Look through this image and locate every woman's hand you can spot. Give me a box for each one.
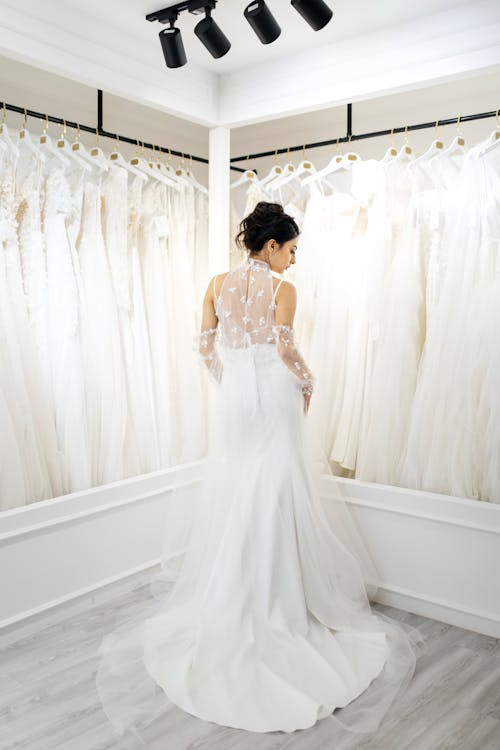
[303,392,311,415]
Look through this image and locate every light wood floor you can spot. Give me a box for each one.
[2,572,499,750]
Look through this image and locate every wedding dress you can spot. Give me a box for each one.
[77,177,128,486]
[96,254,423,740]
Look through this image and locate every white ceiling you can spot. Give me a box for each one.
[1,0,497,126]
[60,0,475,73]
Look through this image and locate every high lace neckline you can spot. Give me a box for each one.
[247,256,270,270]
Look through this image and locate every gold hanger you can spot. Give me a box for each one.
[434,120,444,149]
[302,143,312,170]
[57,119,67,147]
[129,138,140,165]
[456,116,465,147]
[72,122,81,151]
[403,125,412,154]
[40,113,49,144]
[389,127,397,156]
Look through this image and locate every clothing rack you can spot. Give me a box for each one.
[230,103,500,164]
[0,89,232,169]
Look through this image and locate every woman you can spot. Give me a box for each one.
[96,202,423,740]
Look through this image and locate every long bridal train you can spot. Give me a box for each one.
[95,256,424,739]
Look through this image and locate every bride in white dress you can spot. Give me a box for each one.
[96,202,423,742]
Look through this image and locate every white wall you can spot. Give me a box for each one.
[230,70,500,178]
[1,469,499,638]
[0,55,210,184]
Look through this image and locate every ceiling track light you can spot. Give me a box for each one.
[194,7,231,59]
[147,0,334,69]
[244,1,281,45]
[146,0,230,68]
[159,19,187,69]
[290,0,333,31]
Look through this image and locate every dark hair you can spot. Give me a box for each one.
[235,201,299,251]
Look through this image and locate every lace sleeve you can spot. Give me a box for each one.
[193,326,223,384]
[272,324,315,396]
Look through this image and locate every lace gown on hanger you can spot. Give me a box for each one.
[95,255,423,739]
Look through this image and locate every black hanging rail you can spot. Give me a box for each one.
[230,103,500,163]
[0,89,252,171]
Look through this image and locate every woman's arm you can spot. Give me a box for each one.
[273,281,315,407]
[194,276,223,384]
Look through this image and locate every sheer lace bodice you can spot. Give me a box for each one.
[195,255,314,395]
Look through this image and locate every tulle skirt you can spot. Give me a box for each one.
[95,344,424,741]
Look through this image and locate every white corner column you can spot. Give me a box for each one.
[208,126,231,275]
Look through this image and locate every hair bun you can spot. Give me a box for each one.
[235,201,299,252]
[252,201,284,221]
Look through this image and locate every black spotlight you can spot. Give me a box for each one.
[291,0,333,31]
[159,23,187,68]
[244,0,281,45]
[194,8,231,59]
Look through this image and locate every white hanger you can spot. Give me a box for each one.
[302,137,360,187]
[159,149,186,186]
[38,114,70,166]
[281,155,316,187]
[71,124,108,172]
[172,152,202,188]
[394,126,414,163]
[230,169,259,189]
[301,138,342,186]
[56,120,92,171]
[479,132,500,157]
[301,155,342,186]
[130,140,175,186]
[0,102,20,157]
[268,159,296,191]
[259,151,283,187]
[433,117,466,160]
[408,122,445,169]
[156,148,184,187]
[381,130,398,163]
[182,154,208,194]
[88,129,112,171]
[409,140,445,168]
[267,148,295,190]
[382,146,398,163]
[438,134,466,159]
[477,111,500,157]
[17,109,46,162]
[170,162,195,188]
[148,145,182,190]
[108,137,147,180]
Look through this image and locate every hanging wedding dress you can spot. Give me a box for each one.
[398,145,500,501]
[17,147,63,500]
[102,164,141,480]
[96,254,423,740]
[474,145,500,502]
[0,149,53,505]
[166,183,205,464]
[126,174,161,475]
[43,166,91,494]
[355,159,426,485]
[140,181,176,467]
[77,176,128,486]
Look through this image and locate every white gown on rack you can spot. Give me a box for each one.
[1,150,53,505]
[140,181,176,467]
[96,255,423,739]
[43,167,91,495]
[77,177,128,486]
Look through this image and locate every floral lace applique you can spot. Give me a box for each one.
[271,324,315,396]
[193,326,223,384]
